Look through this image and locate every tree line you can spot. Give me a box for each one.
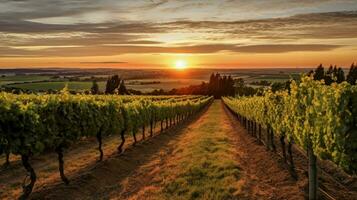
[91,75,129,95]
[309,63,357,85]
[146,73,237,98]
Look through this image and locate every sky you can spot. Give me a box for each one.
[0,0,357,69]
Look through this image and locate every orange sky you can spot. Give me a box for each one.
[0,0,357,69]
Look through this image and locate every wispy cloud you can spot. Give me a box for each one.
[79,61,128,64]
[0,44,343,57]
[0,0,356,67]
[165,11,357,40]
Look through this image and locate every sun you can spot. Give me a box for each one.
[174,60,187,70]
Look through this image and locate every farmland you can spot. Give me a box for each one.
[0,68,310,93]
[4,79,205,92]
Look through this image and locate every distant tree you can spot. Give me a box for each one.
[105,75,121,94]
[336,67,345,83]
[313,64,325,80]
[312,64,347,84]
[227,76,235,96]
[324,65,334,85]
[346,63,357,85]
[207,73,235,98]
[118,80,129,95]
[91,80,99,94]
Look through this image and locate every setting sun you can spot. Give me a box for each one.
[174,60,187,70]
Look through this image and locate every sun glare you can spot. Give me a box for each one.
[174,60,187,70]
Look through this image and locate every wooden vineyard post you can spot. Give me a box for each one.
[308,140,317,200]
[96,131,104,161]
[266,125,271,150]
[254,122,258,138]
[258,124,262,142]
[270,128,276,151]
[161,120,163,132]
[150,120,153,137]
[142,126,145,140]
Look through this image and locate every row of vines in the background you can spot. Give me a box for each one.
[0,92,212,199]
[223,76,357,200]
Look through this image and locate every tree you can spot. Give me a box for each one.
[336,67,345,83]
[105,75,121,94]
[347,63,357,85]
[118,80,129,95]
[207,73,235,98]
[91,80,99,94]
[227,76,235,96]
[313,64,325,80]
[324,65,334,85]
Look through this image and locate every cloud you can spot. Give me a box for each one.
[0,0,356,58]
[79,61,128,64]
[0,20,166,34]
[165,11,357,40]
[231,44,342,53]
[0,44,343,57]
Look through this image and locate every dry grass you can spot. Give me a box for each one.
[125,101,242,200]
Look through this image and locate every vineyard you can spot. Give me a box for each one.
[0,92,212,199]
[0,77,356,200]
[223,76,357,199]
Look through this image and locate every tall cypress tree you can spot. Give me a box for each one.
[347,63,357,85]
[105,75,121,94]
[227,75,235,96]
[313,64,325,80]
[91,80,99,94]
[324,65,334,85]
[336,68,345,83]
[118,80,128,95]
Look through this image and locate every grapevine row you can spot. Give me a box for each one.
[223,76,357,200]
[0,93,212,199]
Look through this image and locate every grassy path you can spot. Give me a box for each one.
[26,100,304,199]
[111,100,304,200]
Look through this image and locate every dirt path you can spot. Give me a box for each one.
[3,100,307,199]
[69,100,302,200]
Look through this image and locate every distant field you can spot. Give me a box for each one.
[4,78,205,92]
[0,68,306,92]
[0,75,52,86]
[6,81,98,91]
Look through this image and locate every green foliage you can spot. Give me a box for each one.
[313,64,325,80]
[91,80,99,94]
[223,77,357,173]
[0,93,213,196]
[105,75,121,94]
[118,80,128,95]
[0,94,212,157]
[346,63,357,85]
[208,73,235,98]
